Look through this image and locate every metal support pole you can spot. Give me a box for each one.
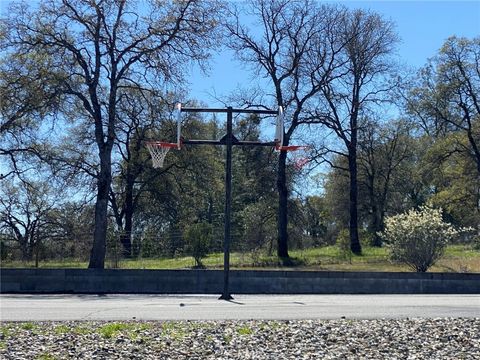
[219,107,233,300]
[180,105,277,301]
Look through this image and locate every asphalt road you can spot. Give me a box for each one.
[1,294,479,321]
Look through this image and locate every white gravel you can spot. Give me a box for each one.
[1,318,479,359]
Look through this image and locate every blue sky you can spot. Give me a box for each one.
[187,1,480,106]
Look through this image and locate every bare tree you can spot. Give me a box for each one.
[0,180,60,263]
[0,42,63,179]
[110,92,178,257]
[225,0,346,260]
[1,0,222,268]
[311,9,399,254]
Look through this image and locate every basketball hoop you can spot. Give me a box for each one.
[276,145,310,170]
[292,150,310,170]
[146,141,178,168]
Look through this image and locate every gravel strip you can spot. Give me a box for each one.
[1,318,479,359]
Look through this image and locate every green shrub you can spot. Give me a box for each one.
[359,229,376,247]
[184,222,213,268]
[380,205,461,272]
[472,235,480,250]
[336,229,352,261]
[336,228,374,260]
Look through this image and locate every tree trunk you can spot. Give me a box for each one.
[366,168,382,246]
[120,208,133,258]
[88,150,112,269]
[35,239,40,268]
[20,236,30,262]
[348,151,362,254]
[276,149,289,259]
[370,208,383,247]
[119,173,134,258]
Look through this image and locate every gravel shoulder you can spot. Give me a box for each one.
[1,318,479,359]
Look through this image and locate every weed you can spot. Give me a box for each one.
[54,325,70,335]
[135,323,153,332]
[20,322,36,331]
[268,321,282,330]
[237,326,253,336]
[0,325,12,339]
[37,353,56,360]
[161,322,187,340]
[223,334,232,344]
[72,326,91,335]
[98,323,134,339]
[127,323,152,343]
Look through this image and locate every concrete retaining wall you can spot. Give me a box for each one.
[1,269,479,294]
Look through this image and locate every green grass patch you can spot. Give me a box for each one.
[237,326,253,336]
[37,353,57,360]
[98,323,137,339]
[160,322,188,340]
[72,325,92,335]
[223,334,232,344]
[2,244,479,272]
[444,244,480,257]
[127,323,153,342]
[0,325,13,339]
[0,260,88,268]
[53,325,70,335]
[20,322,37,331]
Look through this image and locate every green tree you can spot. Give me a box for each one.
[302,196,329,246]
[407,36,480,175]
[420,134,480,229]
[358,119,414,245]
[134,114,225,257]
[406,36,480,233]
[324,121,423,244]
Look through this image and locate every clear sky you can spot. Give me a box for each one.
[187,1,480,106]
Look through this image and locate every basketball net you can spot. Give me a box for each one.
[146,142,177,168]
[290,146,309,170]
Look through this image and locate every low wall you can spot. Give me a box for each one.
[1,269,479,294]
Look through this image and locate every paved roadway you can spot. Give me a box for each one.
[1,294,479,321]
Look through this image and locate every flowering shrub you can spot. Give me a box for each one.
[380,206,460,272]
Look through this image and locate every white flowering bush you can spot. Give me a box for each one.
[380,206,460,272]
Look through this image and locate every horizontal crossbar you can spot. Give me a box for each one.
[182,139,278,147]
[181,107,277,115]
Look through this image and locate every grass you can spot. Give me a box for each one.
[72,325,92,335]
[160,322,188,340]
[237,326,253,336]
[54,325,70,335]
[20,322,37,331]
[0,325,13,339]
[2,244,479,273]
[37,354,57,360]
[98,323,138,339]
